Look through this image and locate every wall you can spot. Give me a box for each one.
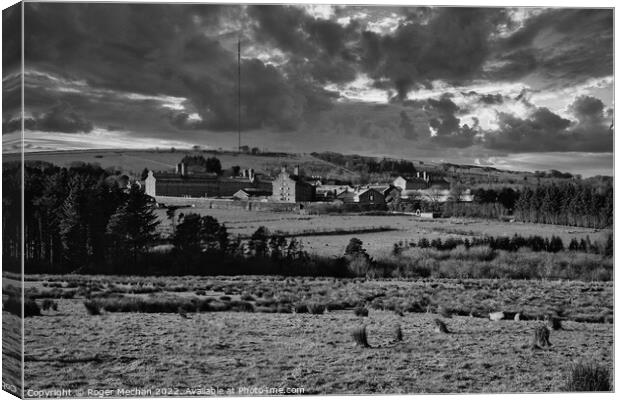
[155,196,302,212]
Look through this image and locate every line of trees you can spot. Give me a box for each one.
[393,233,612,257]
[513,182,612,228]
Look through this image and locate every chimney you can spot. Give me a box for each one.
[294,165,300,176]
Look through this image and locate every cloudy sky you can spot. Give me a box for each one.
[2,4,614,176]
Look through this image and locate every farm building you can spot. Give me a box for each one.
[337,188,386,205]
[144,163,272,198]
[271,166,316,203]
[232,188,272,201]
[315,184,354,201]
[366,185,401,203]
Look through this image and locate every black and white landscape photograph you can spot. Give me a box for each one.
[1,2,615,396]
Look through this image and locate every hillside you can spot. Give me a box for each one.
[3,149,359,181]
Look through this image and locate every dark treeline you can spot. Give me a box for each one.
[513,183,612,228]
[398,183,612,229]
[396,233,612,257]
[4,161,160,274]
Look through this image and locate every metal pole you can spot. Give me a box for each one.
[237,38,241,152]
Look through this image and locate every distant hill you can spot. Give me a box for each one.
[5,148,603,188]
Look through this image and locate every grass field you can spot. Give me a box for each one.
[16,274,612,394]
[155,208,611,258]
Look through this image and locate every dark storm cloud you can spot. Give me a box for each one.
[23,3,335,132]
[2,4,21,72]
[3,103,93,134]
[248,5,358,85]
[361,8,509,100]
[483,96,613,152]
[491,9,613,85]
[403,94,479,148]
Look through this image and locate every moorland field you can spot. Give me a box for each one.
[2,149,614,395]
[3,274,613,394]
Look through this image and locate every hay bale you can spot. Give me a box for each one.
[489,311,505,321]
[514,313,521,321]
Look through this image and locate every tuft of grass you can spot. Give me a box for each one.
[308,303,326,315]
[531,325,551,349]
[352,325,370,348]
[83,300,102,315]
[294,303,309,314]
[434,318,449,333]
[354,306,369,317]
[548,315,563,330]
[565,361,611,392]
[394,325,403,342]
[438,305,452,318]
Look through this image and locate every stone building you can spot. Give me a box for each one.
[271,166,315,203]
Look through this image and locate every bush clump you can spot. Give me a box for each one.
[3,296,41,317]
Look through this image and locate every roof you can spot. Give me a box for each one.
[234,188,272,197]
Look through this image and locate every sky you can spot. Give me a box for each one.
[2,3,614,176]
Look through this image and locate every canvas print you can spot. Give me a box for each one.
[2,2,614,397]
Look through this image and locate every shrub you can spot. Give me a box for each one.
[83,300,102,315]
[565,361,611,391]
[240,293,255,301]
[352,325,370,347]
[354,306,369,317]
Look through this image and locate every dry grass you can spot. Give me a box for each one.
[22,303,613,394]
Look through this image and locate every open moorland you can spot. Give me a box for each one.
[7,274,613,394]
[155,207,611,258]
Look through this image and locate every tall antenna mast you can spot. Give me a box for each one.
[237,37,241,152]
